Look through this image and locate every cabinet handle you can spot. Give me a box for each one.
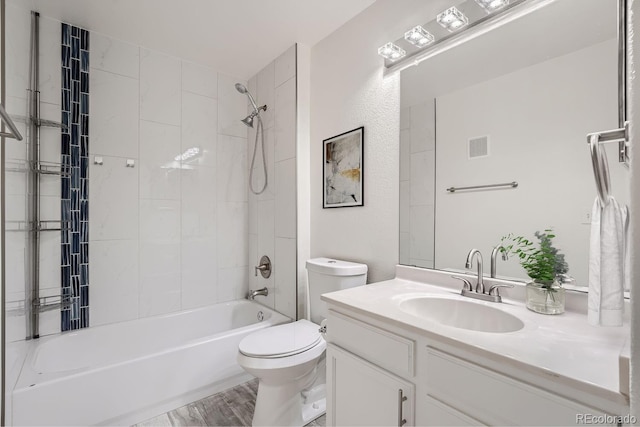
[398,389,407,426]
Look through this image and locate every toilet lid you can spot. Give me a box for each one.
[239,319,322,358]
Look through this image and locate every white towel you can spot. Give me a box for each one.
[588,197,628,326]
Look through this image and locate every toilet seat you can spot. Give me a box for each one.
[239,319,322,358]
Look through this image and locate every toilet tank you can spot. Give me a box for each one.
[306,258,367,324]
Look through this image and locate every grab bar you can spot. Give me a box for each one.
[0,103,24,140]
[587,122,628,206]
[446,181,518,193]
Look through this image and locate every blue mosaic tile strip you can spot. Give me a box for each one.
[61,23,89,331]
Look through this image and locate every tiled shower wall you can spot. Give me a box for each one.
[247,46,298,320]
[399,101,435,269]
[89,34,249,325]
[4,4,252,337]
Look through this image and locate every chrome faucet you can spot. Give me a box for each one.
[247,287,268,300]
[465,249,485,294]
[490,245,508,278]
[452,248,513,303]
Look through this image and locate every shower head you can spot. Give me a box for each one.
[235,82,259,112]
[241,115,255,128]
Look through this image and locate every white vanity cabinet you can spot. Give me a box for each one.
[421,348,608,426]
[325,310,416,426]
[325,306,625,427]
[327,344,414,426]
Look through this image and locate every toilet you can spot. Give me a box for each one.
[237,257,367,426]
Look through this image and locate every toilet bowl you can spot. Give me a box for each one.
[237,320,326,426]
[237,258,367,427]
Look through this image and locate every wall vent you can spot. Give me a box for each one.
[468,136,489,159]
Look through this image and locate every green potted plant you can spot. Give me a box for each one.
[500,229,568,315]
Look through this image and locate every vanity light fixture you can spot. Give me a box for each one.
[474,0,510,13]
[436,7,469,32]
[404,25,435,48]
[377,42,406,62]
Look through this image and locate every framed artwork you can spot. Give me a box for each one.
[323,126,364,208]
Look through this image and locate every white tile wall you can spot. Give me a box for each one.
[90,69,139,158]
[248,233,259,294]
[257,62,275,129]
[257,200,275,260]
[90,240,139,326]
[275,237,297,319]
[83,34,247,325]
[139,199,181,242]
[218,74,249,138]
[181,238,218,309]
[410,205,435,264]
[38,16,62,106]
[275,158,297,239]
[90,158,139,240]
[274,77,297,162]
[251,126,275,201]
[139,270,181,317]
[410,151,435,206]
[217,202,248,268]
[4,11,306,333]
[38,232,61,289]
[5,4,30,101]
[217,135,247,202]
[399,233,410,265]
[410,101,435,153]
[140,49,181,126]
[218,267,249,303]
[139,199,182,316]
[400,102,436,270]
[39,102,63,166]
[247,45,298,319]
[4,96,28,161]
[275,45,296,88]
[5,233,26,296]
[182,92,218,168]
[181,165,217,239]
[91,33,140,78]
[139,120,181,200]
[182,61,218,99]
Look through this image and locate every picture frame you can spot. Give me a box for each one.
[323,126,364,208]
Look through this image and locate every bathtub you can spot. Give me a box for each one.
[9,300,290,426]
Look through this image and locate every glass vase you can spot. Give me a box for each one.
[525,280,565,315]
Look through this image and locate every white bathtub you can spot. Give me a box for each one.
[9,300,290,426]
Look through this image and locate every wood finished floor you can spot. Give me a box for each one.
[134,379,326,427]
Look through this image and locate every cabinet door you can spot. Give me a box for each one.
[420,397,485,426]
[327,344,414,427]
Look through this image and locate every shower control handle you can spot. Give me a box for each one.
[254,255,272,279]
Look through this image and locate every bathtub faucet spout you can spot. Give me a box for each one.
[247,287,268,300]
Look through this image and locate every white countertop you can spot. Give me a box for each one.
[321,266,629,407]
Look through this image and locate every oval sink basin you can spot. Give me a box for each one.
[398,297,524,333]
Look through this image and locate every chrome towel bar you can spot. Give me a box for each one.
[587,121,628,206]
[0,103,23,140]
[446,181,518,193]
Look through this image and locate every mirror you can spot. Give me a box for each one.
[399,0,628,287]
